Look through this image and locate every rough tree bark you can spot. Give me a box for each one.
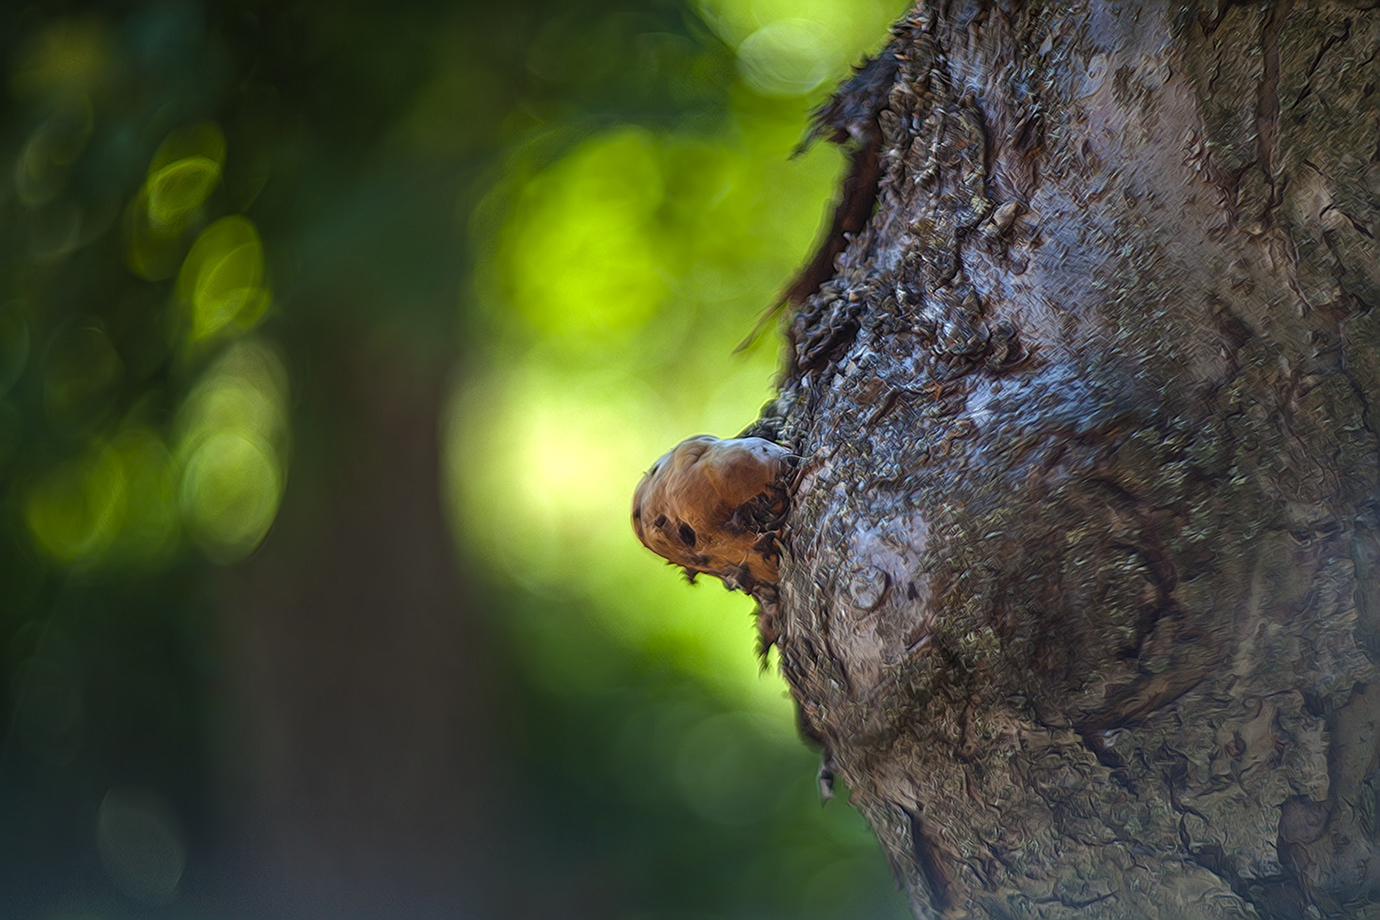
[739,2,1380,918]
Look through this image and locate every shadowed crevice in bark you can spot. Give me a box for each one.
[903,806,952,913]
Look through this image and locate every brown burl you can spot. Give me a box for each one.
[631,435,791,599]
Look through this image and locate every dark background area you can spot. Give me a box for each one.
[0,1,910,917]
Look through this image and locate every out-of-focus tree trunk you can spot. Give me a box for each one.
[216,338,503,919]
[756,2,1380,917]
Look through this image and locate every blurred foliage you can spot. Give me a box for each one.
[0,0,910,917]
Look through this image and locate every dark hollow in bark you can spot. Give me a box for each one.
[745,2,1380,917]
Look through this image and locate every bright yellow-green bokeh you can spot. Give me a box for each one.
[25,427,182,568]
[450,359,788,717]
[146,156,221,229]
[179,431,281,563]
[176,216,271,342]
[500,128,668,342]
[106,429,181,566]
[148,121,227,175]
[452,114,842,717]
[175,339,289,563]
[450,0,906,723]
[126,122,228,280]
[145,122,226,230]
[25,444,127,565]
[695,0,902,95]
[27,335,291,568]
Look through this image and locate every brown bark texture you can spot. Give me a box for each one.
[746,1,1380,917]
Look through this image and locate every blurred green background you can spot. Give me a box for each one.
[0,0,911,917]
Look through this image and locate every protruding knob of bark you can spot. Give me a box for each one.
[631,435,790,595]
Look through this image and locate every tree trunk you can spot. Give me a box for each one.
[217,338,503,917]
[749,2,1380,917]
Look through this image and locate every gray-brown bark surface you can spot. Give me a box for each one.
[746,2,1380,917]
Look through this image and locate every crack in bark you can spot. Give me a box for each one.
[1256,0,1286,226]
[904,805,953,913]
